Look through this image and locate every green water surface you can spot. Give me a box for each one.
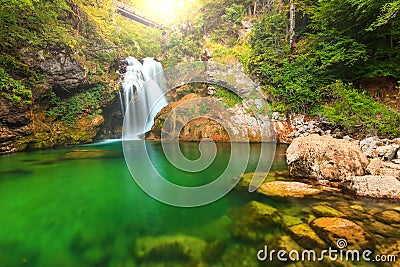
[0,141,398,267]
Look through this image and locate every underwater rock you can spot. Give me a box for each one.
[311,205,345,218]
[135,235,206,262]
[310,217,373,250]
[281,215,303,229]
[202,239,227,264]
[373,210,400,225]
[364,220,400,238]
[232,172,274,190]
[61,149,118,160]
[70,230,114,266]
[287,134,368,181]
[221,244,259,267]
[228,201,281,243]
[258,181,323,198]
[265,235,304,265]
[343,176,400,199]
[288,223,327,249]
[378,240,400,267]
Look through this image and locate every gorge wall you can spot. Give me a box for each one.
[0,49,124,153]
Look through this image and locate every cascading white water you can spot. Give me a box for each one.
[121,57,168,140]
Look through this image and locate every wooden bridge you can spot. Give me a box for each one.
[113,1,166,30]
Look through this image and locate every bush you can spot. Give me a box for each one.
[313,81,400,138]
[46,85,105,127]
[0,67,32,105]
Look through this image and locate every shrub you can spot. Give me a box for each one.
[313,81,400,138]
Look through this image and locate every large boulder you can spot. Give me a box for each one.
[343,176,400,199]
[366,158,400,177]
[287,134,368,181]
[310,217,374,250]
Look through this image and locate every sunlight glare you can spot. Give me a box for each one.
[144,0,196,24]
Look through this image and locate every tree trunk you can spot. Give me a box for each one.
[289,0,296,53]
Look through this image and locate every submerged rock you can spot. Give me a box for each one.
[228,201,281,243]
[373,210,400,225]
[310,217,373,250]
[343,176,400,199]
[281,215,303,229]
[378,241,400,267]
[222,244,259,267]
[135,235,206,262]
[258,181,323,198]
[364,220,400,238]
[202,239,227,264]
[232,172,274,190]
[287,134,368,181]
[311,205,345,218]
[288,223,326,249]
[61,150,118,160]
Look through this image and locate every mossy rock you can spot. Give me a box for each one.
[311,205,345,218]
[373,210,400,225]
[232,172,274,190]
[202,239,227,264]
[221,244,259,267]
[228,201,281,243]
[61,150,118,160]
[265,235,303,265]
[378,240,400,267]
[281,215,303,229]
[258,181,323,198]
[288,223,326,249]
[135,235,206,262]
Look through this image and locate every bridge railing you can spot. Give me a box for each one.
[113,0,165,29]
[113,1,147,20]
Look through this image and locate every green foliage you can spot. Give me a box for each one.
[46,85,105,127]
[313,81,400,138]
[0,67,32,105]
[214,86,242,108]
[248,13,289,84]
[0,0,70,51]
[163,30,203,67]
[222,4,245,24]
[307,0,400,79]
[208,42,251,68]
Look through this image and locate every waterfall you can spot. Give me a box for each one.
[121,57,168,140]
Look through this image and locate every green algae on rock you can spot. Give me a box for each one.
[311,205,345,218]
[135,235,207,262]
[228,201,281,243]
[288,223,327,249]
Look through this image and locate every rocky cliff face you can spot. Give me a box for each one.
[147,94,268,142]
[0,49,123,153]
